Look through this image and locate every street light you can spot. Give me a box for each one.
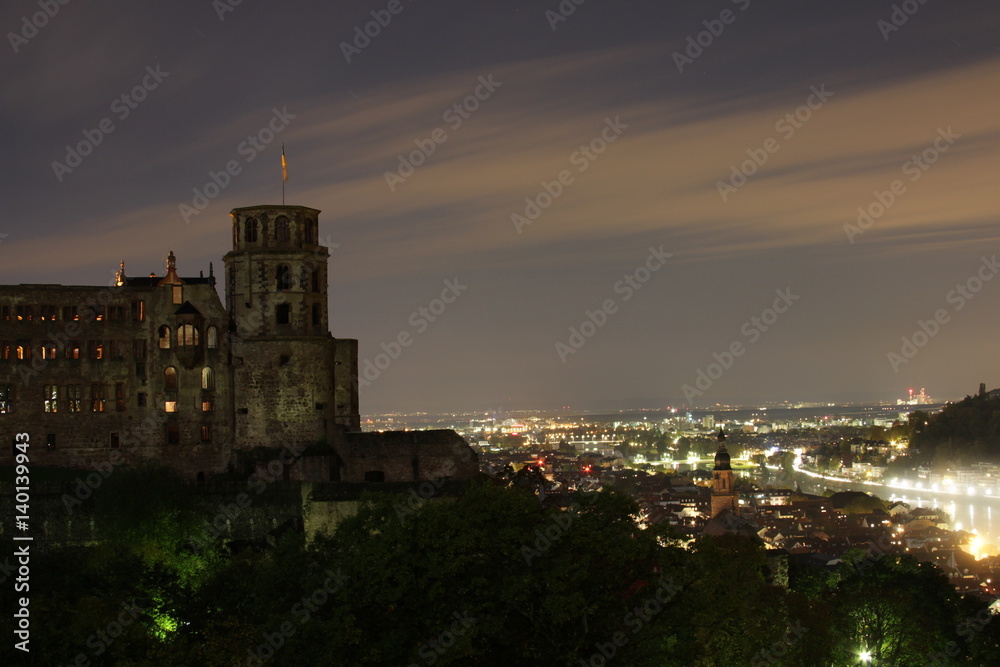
[860,649,872,663]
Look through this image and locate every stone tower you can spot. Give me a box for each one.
[710,428,738,518]
[223,205,359,451]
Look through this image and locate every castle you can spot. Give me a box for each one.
[0,204,477,482]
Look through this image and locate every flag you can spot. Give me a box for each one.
[281,145,288,182]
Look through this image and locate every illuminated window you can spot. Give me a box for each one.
[277,265,293,290]
[67,384,81,412]
[0,385,13,413]
[44,385,58,412]
[41,343,57,360]
[172,286,183,305]
[177,324,199,347]
[15,306,32,321]
[275,216,290,242]
[91,383,106,412]
[15,344,29,360]
[63,306,79,321]
[165,399,177,413]
[0,342,9,360]
[131,300,145,321]
[206,326,218,349]
[0,305,8,320]
[202,398,214,412]
[200,425,212,443]
[164,366,178,390]
[68,340,81,360]
[158,326,171,349]
[244,218,258,243]
[40,305,57,321]
[88,340,104,360]
[202,367,214,390]
[276,303,291,325]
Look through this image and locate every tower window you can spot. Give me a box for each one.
[275,216,290,242]
[177,324,199,347]
[0,385,13,413]
[164,366,178,390]
[202,367,215,390]
[44,385,58,412]
[277,265,293,290]
[158,326,171,349]
[244,218,258,243]
[312,304,321,325]
[276,303,291,325]
[305,218,317,244]
[311,271,320,292]
[67,384,81,412]
[206,326,218,349]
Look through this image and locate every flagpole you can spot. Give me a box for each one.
[281,144,286,205]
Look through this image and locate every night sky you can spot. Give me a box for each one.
[2,0,999,412]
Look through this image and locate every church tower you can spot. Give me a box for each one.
[710,428,738,518]
[223,205,359,450]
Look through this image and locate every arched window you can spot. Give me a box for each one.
[275,216,290,242]
[206,326,218,349]
[305,219,316,244]
[276,303,291,325]
[164,366,178,390]
[244,218,258,243]
[202,366,215,390]
[158,326,171,349]
[177,324,199,347]
[311,271,320,293]
[277,265,293,290]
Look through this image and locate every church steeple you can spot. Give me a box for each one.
[710,428,738,518]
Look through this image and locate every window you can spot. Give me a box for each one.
[200,425,212,443]
[312,304,321,325]
[15,305,32,321]
[276,303,291,325]
[164,367,178,390]
[67,340,81,360]
[305,218,317,244]
[244,218,258,243]
[311,271,320,292]
[108,305,126,320]
[172,286,183,305]
[46,434,55,449]
[133,339,147,359]
[63,306,78,321]
[277,265,293,290]
[91,384,106,412]
[131,300,145,321]
[110,433,120,449]
[116,383,126,411]
[137,392,147,407]
[206,326,218,349]
[165,399,178,413]
[166,425,180,444]
[0,305,8,321]
[15,344,30,361]
[83,305,104,322]
[0,385,12,413]
[135,362,146,379]
[40,305,57,321]
[67,385,81,412]
[0,342,9,360]
[158,326,171,349]
[275,216,290,242]
[88,340,104,360]
[177,324,199,347]
[44,385,58,412]
[110,340,126,360]
[202,367,214,390]
[202,398,214,412]
[41,343,57,360]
